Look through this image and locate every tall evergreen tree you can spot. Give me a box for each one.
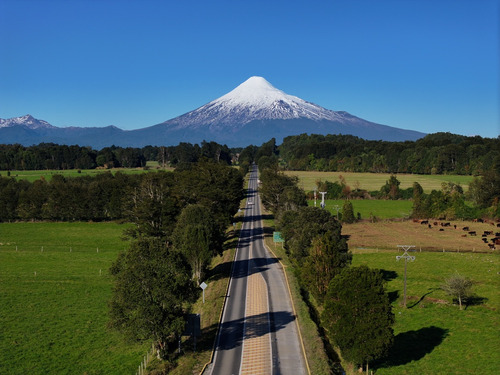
[322,265,394,372]
[108,238,193,359]
[173,204,219,282]
[301,230,351,302]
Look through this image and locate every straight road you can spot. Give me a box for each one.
[209,166,307,375]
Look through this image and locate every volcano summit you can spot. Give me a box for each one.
[1,77,426,148]
[138,76,425,146]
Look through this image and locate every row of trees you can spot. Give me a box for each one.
[108,161,245,360]
[259,166,394,372]
[274,132,500,175]
[0,141,233,170]
[4,131,497,175]
[0,162,244,223]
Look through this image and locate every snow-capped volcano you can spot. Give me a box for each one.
[163,76,345,128]
[0,77,426,147]
[0,114,55,129]
[150,76,426,145]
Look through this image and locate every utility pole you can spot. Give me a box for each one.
[319,191,327,209]
[396,245,415,307]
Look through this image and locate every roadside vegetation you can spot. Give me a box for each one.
[257,152,499,374]
[1,132,499,374]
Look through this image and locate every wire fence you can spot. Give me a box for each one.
[136,343,155,375]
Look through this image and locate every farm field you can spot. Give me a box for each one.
[0,222,148,375]
[351,250,500,374]
[0,162,172,183]
[285,171,475,193]
[343,220,500,253]
[309,199,413,219]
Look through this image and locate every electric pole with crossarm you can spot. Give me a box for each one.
[396,245,415,308]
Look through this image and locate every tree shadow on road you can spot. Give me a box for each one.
[214,310,297,351]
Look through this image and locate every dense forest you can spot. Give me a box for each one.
[0,141,232,170]
[274,132,500,175]
[1,132,498,176]
[0,161,244,223]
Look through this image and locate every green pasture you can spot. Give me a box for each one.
[308,199,413,219]
[0,222,148,375]
[0,162,172,183]
[352,250,500,374]
[286,171,475,193]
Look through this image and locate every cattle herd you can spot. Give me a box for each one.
[413,218,500,251]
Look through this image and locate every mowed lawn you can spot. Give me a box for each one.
[351,250,500,374]
[0,222,148,375]
[285,171,475,193]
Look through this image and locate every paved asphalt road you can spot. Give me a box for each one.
[209,166,307,375]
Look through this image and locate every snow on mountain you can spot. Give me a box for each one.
[163,76,346,128]
[1,77,427,147]
[0,114,55,129]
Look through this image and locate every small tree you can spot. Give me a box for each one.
[342,200,355,223]
[322,266,394,373]
[441,273,474,310]
[380,175,401,199]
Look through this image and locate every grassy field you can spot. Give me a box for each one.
[0,162,172,183]
[352,250,500,374]
[0,222,149,375]
[309,199,413,219]
[285,171,475,193]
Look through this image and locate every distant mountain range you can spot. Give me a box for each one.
[0,77,426,148]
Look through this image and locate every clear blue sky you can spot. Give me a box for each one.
[1,0,499,138]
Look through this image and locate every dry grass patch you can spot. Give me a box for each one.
[344,220,499,253]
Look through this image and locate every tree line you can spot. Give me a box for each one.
[0,161,244,223]
[0,141,233,170]
[240,132,500,176]
[2,132,498,177]
[259,166,394,373]
[106,161,244,361]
